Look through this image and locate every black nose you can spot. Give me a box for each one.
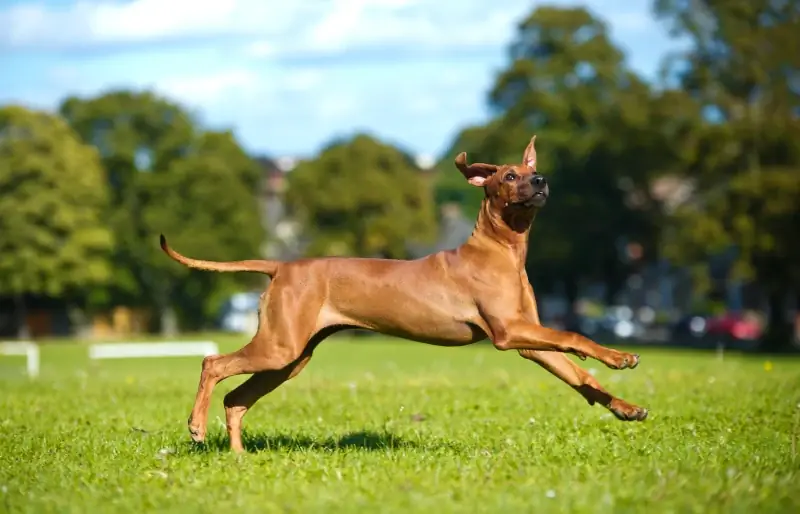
[531,175,546,187]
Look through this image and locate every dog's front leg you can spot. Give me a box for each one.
[518,349,648,421]
[489,320,640,370]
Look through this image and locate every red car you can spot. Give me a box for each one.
[705,313,762,341]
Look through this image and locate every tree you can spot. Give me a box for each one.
[60,91,265,332]
[286,134,437,259]
[452,6,675,321]
[432,124,494,221]
[0,105,113,338]
[143,131,265,329]
[655,0,800,350]
[664,168,800,345]
[655,0,799,119]
[59,91,195,315]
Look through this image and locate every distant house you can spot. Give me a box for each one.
[254,155,305,262]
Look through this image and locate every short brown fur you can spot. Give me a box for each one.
[161,135,648,453]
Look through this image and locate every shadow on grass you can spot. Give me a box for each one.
[192,430,423,454]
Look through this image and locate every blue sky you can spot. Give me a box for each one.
[0,0,686,160]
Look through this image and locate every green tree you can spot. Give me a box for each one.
[0,105,113,338]
[143,131,265,329]
[655,0,800,350]
[286,134,437,259]
[664,168,800,344]
[60,91,264,332]
[452,6,674,318]
[432,124,492,221]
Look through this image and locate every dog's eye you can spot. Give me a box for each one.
[504,173,517,182]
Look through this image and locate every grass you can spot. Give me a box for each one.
[1,335,799,514]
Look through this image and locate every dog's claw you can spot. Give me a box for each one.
[609,403,649,422]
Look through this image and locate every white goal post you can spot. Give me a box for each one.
[88,341,219,361]
[0,341,40,379]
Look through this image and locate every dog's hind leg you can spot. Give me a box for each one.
[187,335,301,443]
[519,350,648,421]
[187,268,327,444]
[223,352,313,453]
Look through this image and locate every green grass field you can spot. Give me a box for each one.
[1,335,798,513]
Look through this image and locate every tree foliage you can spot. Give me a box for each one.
[0,106,113,298]
[286,134,437,259]
[655,0,800,349]
[60,91,264,331]
[431,2,798,349]
[143,130,265,326]
[1,2,797,348]
[433,123,498,221]
[437,6,680,309]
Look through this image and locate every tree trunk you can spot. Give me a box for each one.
[153,277,178,337]
[67,301,90,339]
[14,293,31,340]
[160,303,178,337]
[760,288,793,353]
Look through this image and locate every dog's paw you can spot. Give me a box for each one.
[604,351,640,370]
[187,417,206,443]
[608,400,648,422]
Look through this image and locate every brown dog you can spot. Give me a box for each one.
[160,135,648,453]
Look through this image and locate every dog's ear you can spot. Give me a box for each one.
[522,135,537,169]
[454,152,497,187]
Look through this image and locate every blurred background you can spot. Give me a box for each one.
[0,0,798,353]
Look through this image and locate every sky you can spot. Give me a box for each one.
[0,0,687,160]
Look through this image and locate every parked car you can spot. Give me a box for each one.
[705,313,762,341]
[671,312,762,349]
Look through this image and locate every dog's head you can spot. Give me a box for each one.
[454,136,548,214]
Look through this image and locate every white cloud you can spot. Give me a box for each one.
[0,0,685,157]
[1,0,273,48]
[1,0,530,55]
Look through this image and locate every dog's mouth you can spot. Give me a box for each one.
[520,192,547,208]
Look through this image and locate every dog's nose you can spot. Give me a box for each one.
[531,175,546,187]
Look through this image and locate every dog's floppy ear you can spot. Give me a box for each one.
[454,152,498,187]
[522,135,537,169]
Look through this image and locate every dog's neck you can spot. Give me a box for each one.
[467,198,536,266]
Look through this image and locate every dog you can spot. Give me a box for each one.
[160,135,648,453]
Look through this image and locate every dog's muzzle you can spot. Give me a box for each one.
[524,174,548,207]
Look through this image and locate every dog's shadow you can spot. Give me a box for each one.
[193,430,423,454]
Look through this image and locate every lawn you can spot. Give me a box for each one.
[1,335,798,514]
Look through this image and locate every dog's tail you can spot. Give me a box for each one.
[159,234,279,276]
